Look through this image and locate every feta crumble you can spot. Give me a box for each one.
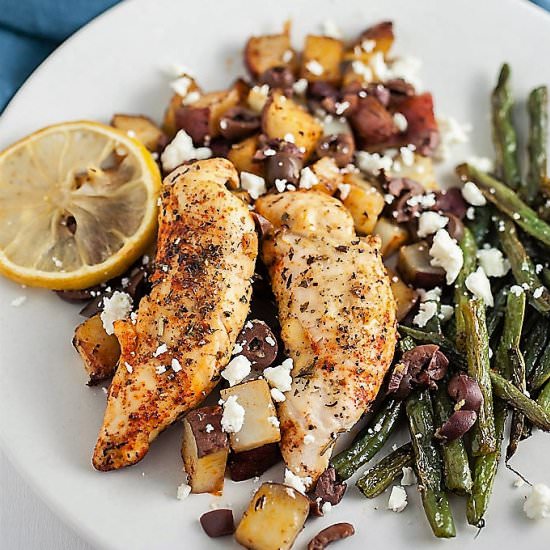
[221,395,245,433]
[413,301,438,328]
[248,84,270,113]
[477,248,510,277]
[240,172,267,199]
[299,167,319,189]
[429,229,464,285]
[100,291,133,335]
[338,183,351,200]
[321,501,333,514]
[533,286,545,299]
[155,365,167,375]
[270,388,286,402]
[292,78,308,96]
[265,336,276,347]
[462,181,487,206]
[275,179,287,193]
[305,60,324,76]
[268,416,280,428]
[524,484,550,519]
[417,211,448,238]
[401,466,416,486]
[435,115,471,161]
[182,91,200,105]
[170,75,192,97]
[393,113,408,132]
[264,358,293,393]
[124,362,133,374]
[221,355,251,386]
[465,267,494,307]
[351,60,373,82]
[439,305,454,322]
[161,130,212,171]
[406,193,436,209]
[356,151,393,175]
[153,343,168,357]
[510,285,525,297]
[467,156,494,173]
[388,485,408,512]
[303,433,315,445]
[10,295,27,307]
[284,468,311,494]
[322,19,341,38]
[171,358,182,373]
[176,481,191,501]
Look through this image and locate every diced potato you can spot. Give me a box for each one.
[262,91,323,160]
[244,33,297,78]
[342,172,385,234]
[162,75,201,138]
[111,114,166,152]
[309,157,342,195]
[398,241,445,288]
[182,406,229,494]
[391,153,437,191]
[386,267,419,321]
[220,379,280,453]
[373,217,409,257]
[227,135,263,176]
[300,35,344,84]
[235,483,310,550]
[72,314,120,385]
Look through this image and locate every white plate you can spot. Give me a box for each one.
[1,0,550,548]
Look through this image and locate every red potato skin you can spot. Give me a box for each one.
[350,96,398,149]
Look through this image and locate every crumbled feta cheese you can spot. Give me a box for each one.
[182,91,200,105]
[170,76,192,96]
[439,305,454,322]
[124,362,133,374]
[387,56,423,89]
[130,311,138,325]
[171,358,182,373]
[388,485,408,512]
[393,113,408,132]
[321,501,333,514]
[361,39,376,53]
[205,423,214,434]
[232,342,243,355]
[100,291,133,335]
[384,193,395,205]
[264,358,293,393]
[248,84,270,113]
[465,267,494,307]
[292,78,308,96]
[435,115,471,160]
[221,355,251,386]
[221,395,245,433]
[176,481,191,500]
[10,295,27,307]
[406,193,436,209]
[153,343,168,357]
[401,466,416,486]
[429,229,464,285]
[533,286,545,299]
[265,336,276,347]
[306,60,324,76]
[338,183,351,200]
[466,206,476,220]
[275,179,287,193]
[268,416,280,428]
[536,264,544,274]
[303,433,315,445]
[462,181,487,206]
[284,469,311,494]
[270,388,286,402]
[417,211,448,238]
[282,49,293,63]
[413,301,438,328]
[419,287,442,302]
[399,146,415,167]
[155,365,167,375]
[299,167,319,189]
[240,172,267,200]
[467,156,494,173]
[524,484,550,519]
[356,151,393,175]
[322,19,341,38]
[477,248,510,277]
[351,60,373,82]
[161,130,212,171]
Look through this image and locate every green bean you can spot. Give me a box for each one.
[491,63,521,189]
[462,299,497,455]
[423,293,442,334]
[399,335,416,354]
[537,380,550,412]
[490,370,550,430]
[542,267,550,288]
[526,86,548,205]
[356,443,413,498]
[468,206,492,247]
[486,285,508,339]
[506,348,527,461]
[432,384,473,494]
[456,163,550,248]
[523,315,549,378]
[331,399,403,480]
[530,340,550,391]
[406,390,456,538]
[497,214,550,314]
[454,227,477,352]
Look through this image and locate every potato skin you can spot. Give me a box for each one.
[244,34,297,78]
[111,114,167,152]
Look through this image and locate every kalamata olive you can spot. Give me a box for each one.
[175,106,210,145]
[236,319,278,369]
[312,466,347,507]
[308,81,339,102]
[258,66,295,90]
[436,410,477,442]
[55,286,101,303]
[448,373,484,412]
[199,509,235,538]
[209,136,232,157]
[365,83,391,107]
[219,107,260,142]
[251,212,274,239]
[315,134,355,168]
[431,188,468,219]
[349,96,397,146]
[308,523,355,550]
[398,242,446,288]
[79,292,110,318]
[265,152,303,185]
[385,78,416,97]
[445,213,464,242]
[386,177,424,197]
[124,268,148,301]
[392,190,421,223]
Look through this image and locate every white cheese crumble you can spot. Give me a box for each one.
[292,78,308,96]
[232,342,244,355]
[268,416,280,428]
[338,183,351,200]
[465,267,494,307]
[413,301,438,328]
[388,485,408,512]
[10,295,27,307]
[429,229,464,285]
[161,130,212,171]
[477,248,510,277]
[303,433,315,445]
[221,355,251,386]
[124,362,133,374]
[171,358,182,373]
[361,39,376,53]
[467,156,494,173]
[205,423,214,433]
[417,211,448,238]
[524,484,550,519]
[270,388,286,402]
[170,76,192,97]
[351,60,373,82]
[510,285,525,297]
[299,167,319,189]
[462,181,486,206]
[419,287,442,302]
[393,113,408,132]
[153,343,168,357]
[466,206,476,220]
[264,358,293,393]
[439,305,454,322]
[155,365,167,375]
[240,172,267,200]
[356,151,393,175]
[406,193,436,209]
[247,84,270,113]
[275,179,287,193]
[284,469,311,494]
[265,336,276,347]
[321,501,333,514]
[221,395,245,433]
[322,19,342,38]
[401,466,416,486]
[305,59,324,76]
[100,291,133,335]
[282,49,293,63]
[182,91,200,105]
[533,287,545,299]
[176,481,191,500]
[435,115,471,161]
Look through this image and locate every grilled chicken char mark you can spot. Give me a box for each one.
[93,158,257,471]
[255,191,397,483]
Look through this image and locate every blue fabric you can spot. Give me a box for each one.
[0,0,549,114]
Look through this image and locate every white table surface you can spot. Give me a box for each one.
[1,450,93,549]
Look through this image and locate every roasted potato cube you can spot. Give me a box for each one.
[72,314,120,385]
[111,114,167,152]
[228,443,281,482]
[262,91,323,160]
[220,379,280,453]
[373,217,409,257]
[162,75,201,138]
[244,33,297,78]
[309,157,342,195]
[182,406,229,494]
[227,135,263,176]
[391,153,437,191]
[235,483,310,550]
[342,172,385,234]
[300,35,343,84]
[386,267,419,321]
[398,241,445,288]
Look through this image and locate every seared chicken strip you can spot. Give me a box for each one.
[255,191,396,483]
[93,159,257,471]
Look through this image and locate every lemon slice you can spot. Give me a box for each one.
[0,121,161,289]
